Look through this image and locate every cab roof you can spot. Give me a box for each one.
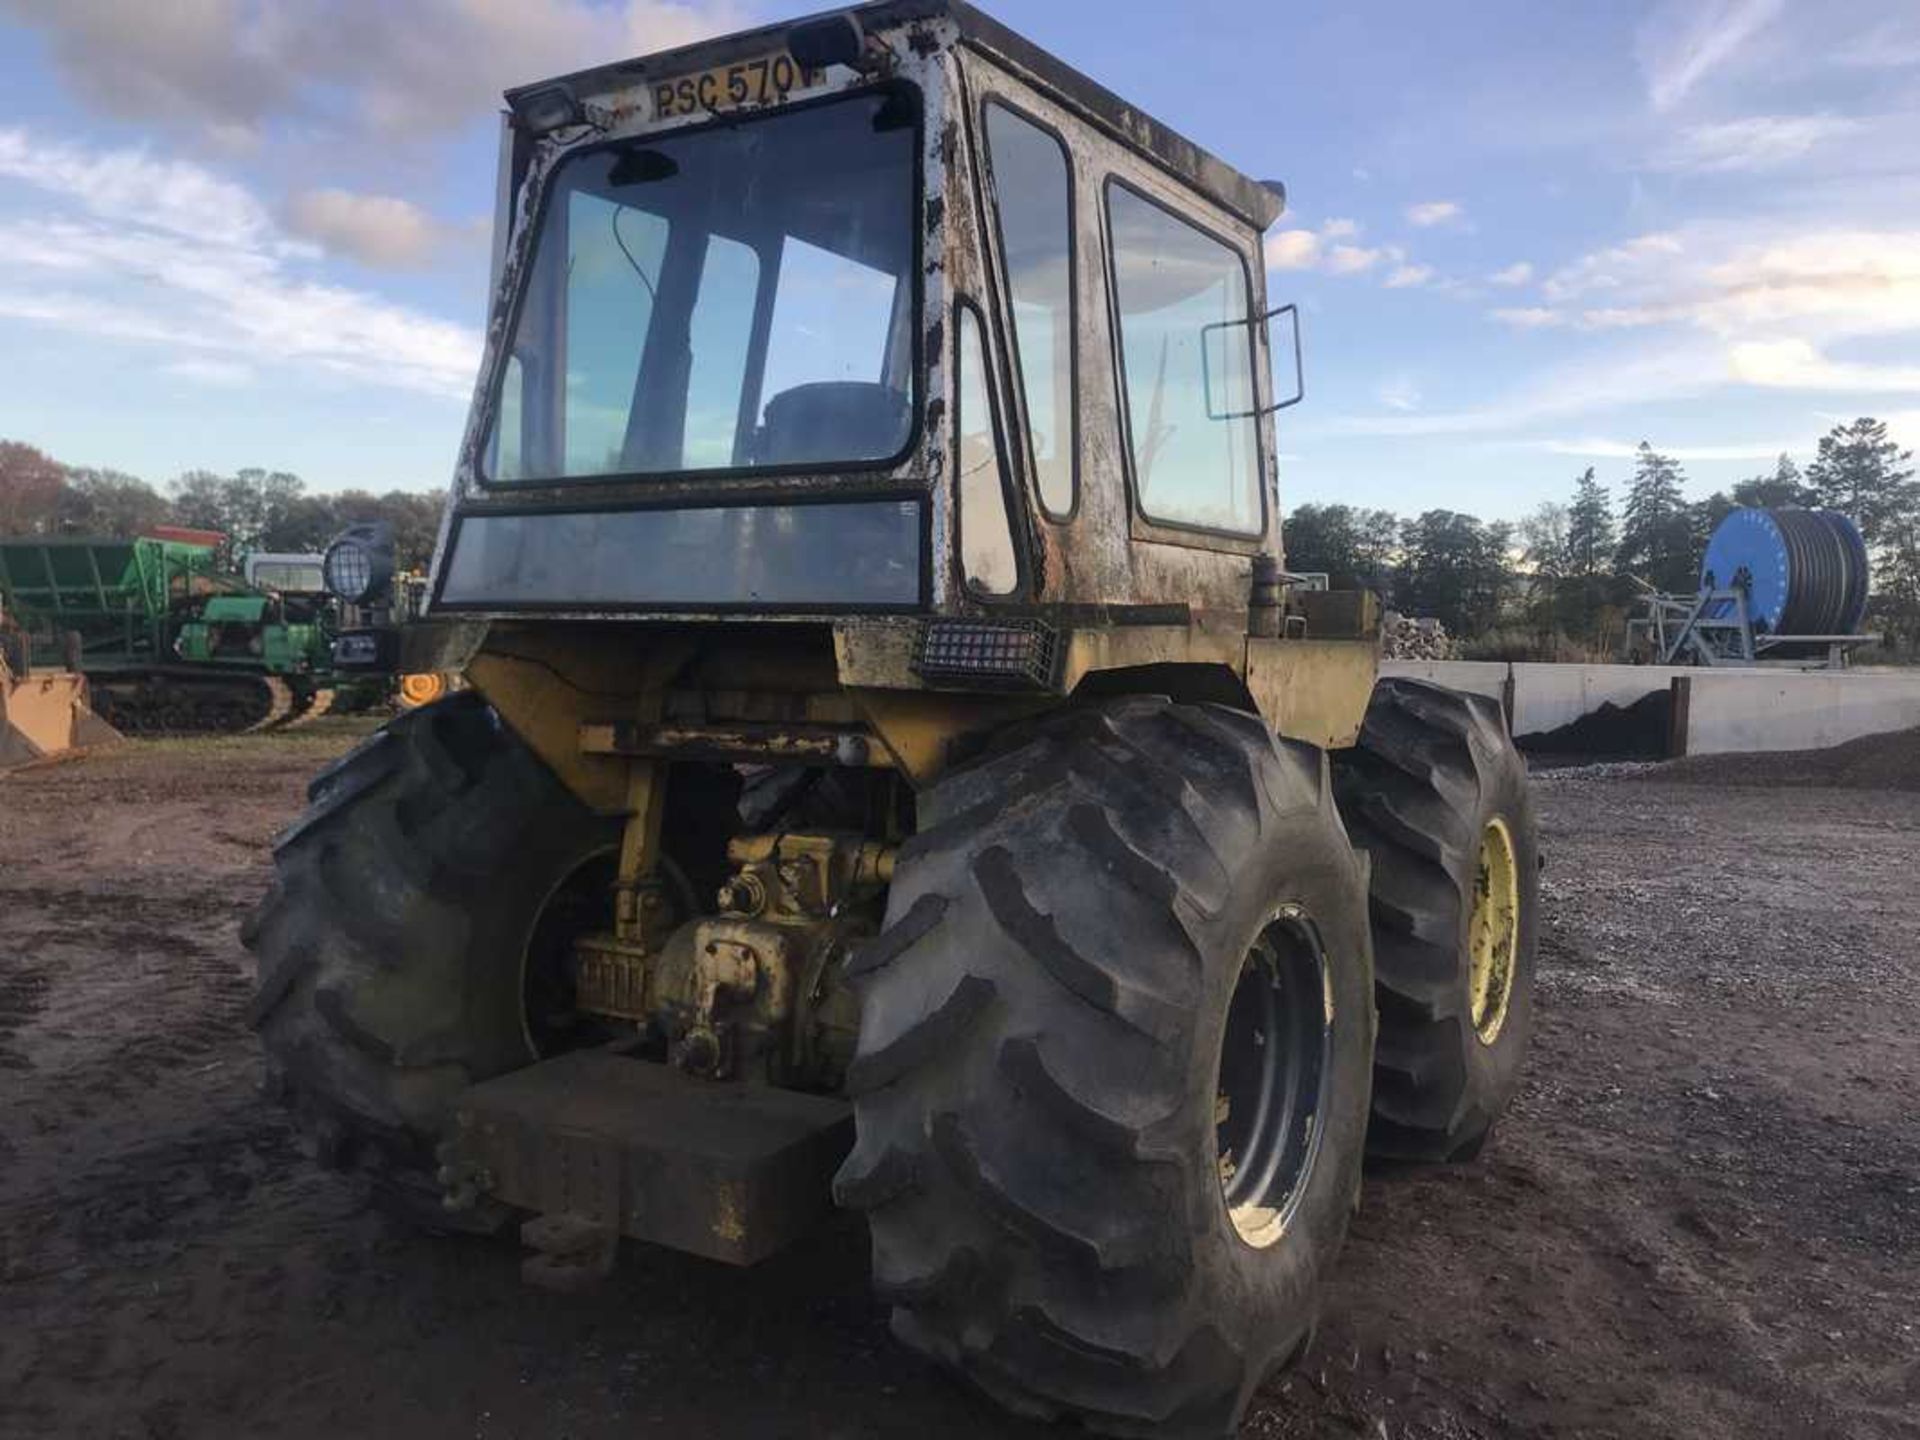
[506,0,1285,231]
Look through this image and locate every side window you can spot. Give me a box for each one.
[984,102,1075,517]
[955,303,1018,595]
[1105,184,1262,534]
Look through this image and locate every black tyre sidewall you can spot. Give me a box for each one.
[1336,680,1542,1161]
[251,695,620,1156]
[841,701,1376,1433]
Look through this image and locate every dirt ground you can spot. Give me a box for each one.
[2,725,1917,1440]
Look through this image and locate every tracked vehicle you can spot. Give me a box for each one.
[247,5,1539,1432]
[0,530,341,732]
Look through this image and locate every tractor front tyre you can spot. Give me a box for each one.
[835,698,1375,1437]
[242,693,620,1228]
[1333,679,1540,1163]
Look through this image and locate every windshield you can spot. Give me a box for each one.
[485,89,920,484]
[247,560,326,593]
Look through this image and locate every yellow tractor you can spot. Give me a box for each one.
[247,4,1538,1432]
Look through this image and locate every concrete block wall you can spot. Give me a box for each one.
[1378,659,1920,756]
[1672,671,1920,755]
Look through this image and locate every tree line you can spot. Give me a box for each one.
[1283,417,1920,658]
[5,420,1916,657]
[0,440,446,573]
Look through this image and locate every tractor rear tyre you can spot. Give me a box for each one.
[242,693,621,1227]
[1332,679,1539,1162]
[835,698,1375,1437]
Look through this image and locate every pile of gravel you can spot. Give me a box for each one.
[1635,726,1920,791]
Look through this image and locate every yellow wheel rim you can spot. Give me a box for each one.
[1468,817,1520,1045]
[398,672,448,709]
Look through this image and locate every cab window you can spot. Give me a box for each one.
[983,102,1075,517]
[484,89,918,483]
[1105,183,1262,534]
[955,302,1018,594]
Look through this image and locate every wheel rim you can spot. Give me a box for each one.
[1216,908,1333,1249]
[1468,817,1520,1044]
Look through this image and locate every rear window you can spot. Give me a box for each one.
[485,89,920,484]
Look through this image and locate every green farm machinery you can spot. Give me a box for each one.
[0,527,344,733]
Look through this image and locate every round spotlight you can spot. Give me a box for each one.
[323,538,374,603]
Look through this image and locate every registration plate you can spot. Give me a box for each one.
[653,53,821,119]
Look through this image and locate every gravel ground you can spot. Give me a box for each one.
[2,726,1917,1439]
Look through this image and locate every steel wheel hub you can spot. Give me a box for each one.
[1468,817,1520,1044]
[1215,908,1333,1248]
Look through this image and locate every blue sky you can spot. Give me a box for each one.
[0,0,1915,522]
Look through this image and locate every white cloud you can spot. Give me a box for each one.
[1539,227,1920,340]
[163,358,257,386]
[1264,229,1321,271]
[1377,376,1422,412]
[1832,19,1920,69]
[1864,410,1920,455]
[0,0,745,145]
[0,128,277,248]
[0,129,480,398]
[1431,218,1920,443]
[1650,114,1861,173]
[1534,437,1797,461]
[1318,340,1725,438]
[1384,264,1435,289]
[284,189,470,269]
[1265,220,1403,284]
[1405,200,1463,228]
[1489,262,1534,287]
[1580,306,1670,329]
[1498,227,1920,366]
[1542,232,1683,303]
[1325,244,1385,276]
[1726,339,1920,393]
[1490,307,1565,329]
[1636,0,1786,112]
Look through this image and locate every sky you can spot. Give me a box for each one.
[0,0,1915,522]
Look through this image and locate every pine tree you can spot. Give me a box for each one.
[1615,443,1695,593]
[1731,454,1814,510]
[1804,418,1917,546]
[1875,518,1920,656]
[1562,467,1619,644]
[1565,468,1615,579]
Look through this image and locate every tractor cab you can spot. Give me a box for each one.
[430,0,1302,635]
